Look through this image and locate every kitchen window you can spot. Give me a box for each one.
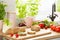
[16,0,56,21]
[16,0,40,18]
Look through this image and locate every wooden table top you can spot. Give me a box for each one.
[1,28,60,40]
[27,29,60,40]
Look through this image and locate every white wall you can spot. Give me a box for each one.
[35,0,55,21]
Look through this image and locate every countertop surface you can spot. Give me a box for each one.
[1,28,60,40]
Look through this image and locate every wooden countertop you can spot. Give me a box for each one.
[27,29,60,40]
[1,28,60,40]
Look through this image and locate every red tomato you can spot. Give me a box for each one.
[50,25,56,31]
[45,26,48,29]
[39,23,45,29]
[15,34,19,38]
[57,26,60,28]
[7,39,9,40]
[55,27,60,32]
[10,34,14,37]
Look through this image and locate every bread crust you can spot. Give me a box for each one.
[5,27,26,34]
[31,25,40,32]
[28,31,36,34]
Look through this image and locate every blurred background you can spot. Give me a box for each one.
[0,0,60,40]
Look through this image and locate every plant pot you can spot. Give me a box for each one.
[0,20,3,32]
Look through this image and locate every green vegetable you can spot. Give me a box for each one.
[43,19,57,27]
[43,20,50,26]
[3,18,11,26]
[32,21,40,25]
[0,1,7,20]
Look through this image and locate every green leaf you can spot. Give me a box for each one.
[0,1,7,20]
[3,18,11,26]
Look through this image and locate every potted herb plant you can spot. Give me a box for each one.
[0,1,6,32]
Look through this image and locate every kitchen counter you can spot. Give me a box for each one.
[1,28,60,40]
[27,30,60,40]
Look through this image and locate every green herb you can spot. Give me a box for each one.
[3,18,11,26]
[32,22,40,25]
[43,20,50,26]
[0,1,7,20]
[43,19,57,27]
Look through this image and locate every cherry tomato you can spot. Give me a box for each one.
[57,26,60,29]
[50,25,56,31]
[55,26,60,32]
[39,23,45,29]
[55,27,60,32]
[10,34,14,37]
[15,34,19,38]
[7,39,9,40]
[45,26,48,29]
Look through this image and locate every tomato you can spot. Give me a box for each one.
[50,25,56,31]
[55,27,60,32]
[45,26,48,29]
[57,26,60,28]
[10,34,14,37]
[7,39,9,40]
[50,25,60,33]
[15,34,19,38]
[55,26,60,32]
[39,23,45,29]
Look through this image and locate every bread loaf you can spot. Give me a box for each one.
[31,25,40,32]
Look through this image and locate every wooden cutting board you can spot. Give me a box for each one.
[1,29,51,40]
